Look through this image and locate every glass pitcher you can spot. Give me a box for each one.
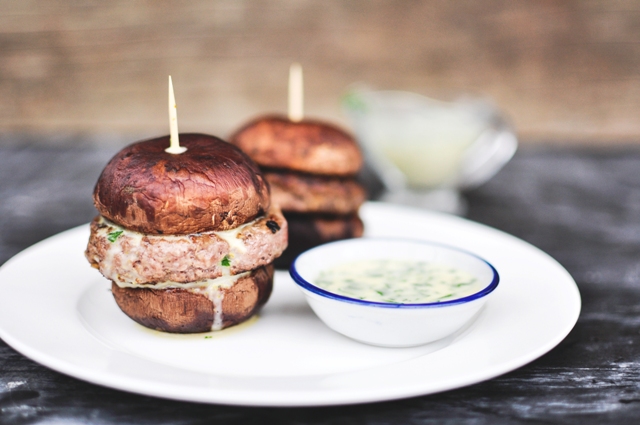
[343,89,518,214]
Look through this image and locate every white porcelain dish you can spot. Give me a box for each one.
[0,202,581,406]
[291,238,499,347]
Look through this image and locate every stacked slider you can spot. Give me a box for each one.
[230,115,366,267]
[85,134,288,333]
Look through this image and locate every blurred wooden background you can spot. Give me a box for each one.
[1,0,639,146]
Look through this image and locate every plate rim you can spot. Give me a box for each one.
[0,201,581,406]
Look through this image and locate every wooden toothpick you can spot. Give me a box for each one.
[165,75,187,154]
[288,63,304,122]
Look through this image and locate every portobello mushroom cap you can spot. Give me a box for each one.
[111,265,274,333]
[93,133,270,235]
[229,115,363,176]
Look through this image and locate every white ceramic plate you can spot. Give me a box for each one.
[0,202,580,406]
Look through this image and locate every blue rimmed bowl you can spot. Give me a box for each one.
[290,238,499,347]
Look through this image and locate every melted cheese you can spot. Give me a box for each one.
[96,216,253,252]
[113,272,249,290]
[215,228,247,254]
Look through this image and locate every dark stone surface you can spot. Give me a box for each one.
[2,144,640,424]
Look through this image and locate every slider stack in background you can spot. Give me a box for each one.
[230,115,366,267]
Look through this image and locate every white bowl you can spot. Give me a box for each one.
[290,238,499,347]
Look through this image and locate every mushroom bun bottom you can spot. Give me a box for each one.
[110,264,274,333]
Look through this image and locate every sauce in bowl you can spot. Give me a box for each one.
[292,238,499,346]
[313,259,484,304]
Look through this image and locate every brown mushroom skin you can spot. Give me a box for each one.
[229,115,363,176]
[111,265,274,333]
[94,133,270,235]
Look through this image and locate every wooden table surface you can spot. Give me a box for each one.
[1,144,639,424]
[2,1,640,142]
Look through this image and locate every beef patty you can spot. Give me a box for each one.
[265,170,366,214]
[86,206,287,285]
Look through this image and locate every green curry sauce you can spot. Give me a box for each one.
[314,259,483,303]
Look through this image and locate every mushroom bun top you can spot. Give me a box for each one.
[229,115,363,176]
[93,133,270,235]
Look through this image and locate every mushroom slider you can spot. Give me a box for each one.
[85,133,288,333]
[229,115,365,268]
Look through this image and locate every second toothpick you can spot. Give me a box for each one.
[288,63,304,123]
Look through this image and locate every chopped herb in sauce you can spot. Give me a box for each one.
[314,259,483,304]
[107,230,124,243]
[221,255,231,267]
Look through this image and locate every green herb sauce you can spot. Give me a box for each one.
[314,259,483,303]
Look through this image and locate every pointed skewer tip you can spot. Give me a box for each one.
[166,75,187,154]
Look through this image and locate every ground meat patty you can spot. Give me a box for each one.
[111,264,274,333]
[265,170,366,214]
[274,213,364,268]
[85,206,287,285]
